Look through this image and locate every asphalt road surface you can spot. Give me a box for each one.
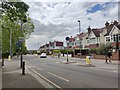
[23,55,118,89]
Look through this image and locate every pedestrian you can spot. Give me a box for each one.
[58,52,60,58]
[107,51,112,63]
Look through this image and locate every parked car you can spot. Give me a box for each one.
[40,53,47,58]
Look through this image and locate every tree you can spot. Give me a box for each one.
[1,1,34,58]
[98,43,113,61]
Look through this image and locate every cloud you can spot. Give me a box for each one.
[23,1,118,50]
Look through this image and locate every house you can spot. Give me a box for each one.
[67,36,75,48]
[49,41,64,50]
[85,26,102,49]
[104,20,120,49]
[39,41,64,54]
[74,32,88,49]
[73,32,88,56]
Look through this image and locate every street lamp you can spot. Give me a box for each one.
[78,20,81,59]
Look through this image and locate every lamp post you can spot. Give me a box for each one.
[20,21,23,68]
[78,20,81,59]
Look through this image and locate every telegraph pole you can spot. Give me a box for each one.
[78,20,81,59]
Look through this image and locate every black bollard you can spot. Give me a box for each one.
[20,54,23,68]
[22,61,25,75]
[2,58,4,66]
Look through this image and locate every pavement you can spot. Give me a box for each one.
[2,57,49,89]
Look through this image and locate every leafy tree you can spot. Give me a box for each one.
[97,43,113,61]
[1,1,34,58]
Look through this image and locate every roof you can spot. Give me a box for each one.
[56,41,63,46]
[92,29,101,37]
[69,38,75,42]
[116,24,120,30]
[104,24,114,36]
[78,32,88,39]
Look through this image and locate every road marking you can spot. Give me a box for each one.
[90,68,118,73]
[55,62,60,63]
[3,70,21,74]
[27,65,43,70]
[31,69,62,89]
[47,72,70,82]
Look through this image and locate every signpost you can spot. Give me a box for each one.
[18,37,24,68]
[65,37,70,62]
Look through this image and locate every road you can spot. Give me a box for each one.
[24,55,118,89]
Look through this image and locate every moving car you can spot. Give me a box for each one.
[40,53,47,58]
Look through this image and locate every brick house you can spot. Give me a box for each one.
[39,41,64,54]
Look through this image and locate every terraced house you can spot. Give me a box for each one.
[72,20,120,59]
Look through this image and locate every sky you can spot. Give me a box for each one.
[23,0,119,50]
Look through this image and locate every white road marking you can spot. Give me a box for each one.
[47,72,70,82]
[90,68,118,73]
[31,69,61,89]
[3,70,21,74]
[55,62,60,63]
[27,65,42,70]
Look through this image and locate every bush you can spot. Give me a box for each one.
[2,52,9,59]
[60,49,73,54]
[53,50,60,53]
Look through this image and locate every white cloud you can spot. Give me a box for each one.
[23,1,118,50]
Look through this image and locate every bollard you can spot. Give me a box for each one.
[86,56,91,65]
[8,55,11,61]
[22,61,25,75]
[20,54,23,68]
[2,58,4,66]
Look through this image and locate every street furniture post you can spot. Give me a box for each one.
[2,58,4,66]
[22,61,25,75]
[65,36,70,63]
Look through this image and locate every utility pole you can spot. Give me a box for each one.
[78,20,81,59]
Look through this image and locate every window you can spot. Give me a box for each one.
[111,35,116,42]
[90,38,96,44]
[87,39,89,44]
[106,37,110,42]
[113,35,116,42]
[119,34,120,42]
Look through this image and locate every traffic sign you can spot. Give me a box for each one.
[16,41,22,47]
[19,37,25,42]
[65,37,70,41]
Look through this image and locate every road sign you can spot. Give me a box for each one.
[16,41,22,47]
[19,37,25,42]
[65,37,70,41]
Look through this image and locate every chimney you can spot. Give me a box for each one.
[105,21,109,27]
[87,26,91,34]
[113,20,118,25]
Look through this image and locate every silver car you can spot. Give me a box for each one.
[40,53,47,58]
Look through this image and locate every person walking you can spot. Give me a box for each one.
[107,51,112,63]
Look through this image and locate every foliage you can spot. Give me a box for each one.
[1,1,34,58]
[97,43,113,55]
[53,50,61,53]
[60,49,73,54]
